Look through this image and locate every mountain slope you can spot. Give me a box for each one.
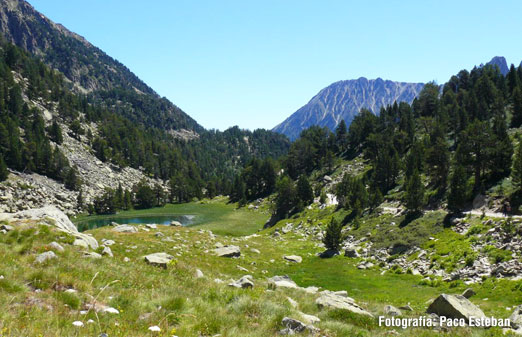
[0,0,201,133]
[273,77,424,140]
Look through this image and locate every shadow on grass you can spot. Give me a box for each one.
[399,211,422,228]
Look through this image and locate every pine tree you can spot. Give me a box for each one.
[49,120,63,144]
[448,163,468,212]
[296,175,314,206]
[0,154,8,181]
[275,176,297,217]
[405,169,425,213]
[512,87,522,128]
[512,142,522,189]
[323,218,343,251]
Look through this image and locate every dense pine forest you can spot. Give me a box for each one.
[231,62,522,224]
[0,39,289,213]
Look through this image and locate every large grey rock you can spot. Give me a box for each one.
[316,290,373,317]
[101,246,113,257]
[83,252,102,259]
[384,305,401,316]
[113,225,138,233]
[283,255,302,263]
[214,245,241,257]
[49,241,64,252]
[426,294,486,321]
[510,305,522,329]
[0,206,98,249]
[144,253,173,268]
[268,275,298,289]
[344,247,359,258]
[228,275,254,289]
[170,221,182,227]
[279,317,306,334]
[35,251,57,264]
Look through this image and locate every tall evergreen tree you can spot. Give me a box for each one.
[297,175,314,206]
[405,169,425,213]
[512,87,522,128]
[448,163,468,212]
[322,218,343,251]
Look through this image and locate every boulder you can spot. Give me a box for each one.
[283,255,302,263]
[214,245,241,258]
[35,251,57,264]
[316,290,373,317]
[279,317,306,334]
[510,305,522,329]
[462,288,476,299]
[268,275,298,289]
[228,275,254,289]
[300,312,321,324]
[83,252,102,259]
[113,225,138,233]
[101,239,115,246]
[0,206,98,249]
[384,305,401,316]
[170,221,182,227]
[101,246,113,257]
[49,241,64,252]
[144,253,173,269]
[145,224,157,229]
[426,294,486,321]
[195,269,204,278]
[0,224,14,232]
[250,248,261,254]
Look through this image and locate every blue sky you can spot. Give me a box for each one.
[29,0,522,131]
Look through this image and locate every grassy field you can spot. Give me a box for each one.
[73,197,270,236]
[0,199,520,336]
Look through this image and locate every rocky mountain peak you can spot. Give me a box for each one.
[487,56,509,75]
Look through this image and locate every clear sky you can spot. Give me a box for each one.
[29,0,522,131]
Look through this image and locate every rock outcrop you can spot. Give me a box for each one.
[0,206,98,249]
[316,290,373,317]
[426,294,486,321]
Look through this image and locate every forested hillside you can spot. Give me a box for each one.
[234,62,522,221]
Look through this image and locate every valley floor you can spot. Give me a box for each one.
[0,199,520,336]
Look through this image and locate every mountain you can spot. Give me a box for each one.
[486,56,509,75]
[0,0,201,133]
[273,77,424,140]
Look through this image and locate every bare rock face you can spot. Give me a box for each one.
[0,206,98,249]
[427,294,486,321]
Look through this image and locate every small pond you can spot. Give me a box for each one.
[75,215,195,232]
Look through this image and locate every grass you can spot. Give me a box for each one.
[74,196,270,236]
[0,199,519,336]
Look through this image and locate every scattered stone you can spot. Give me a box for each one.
[214,245,241,258]
[103,307,119,314]
[72,321,84,327]
[268,275,298,289]
[35,251,57,264]
[279,317,306,334]
[83,252,102,259]
[101,246,113,257]
[427,294,486,321]
[384,305,401,316]
[49,241,64,252]
[145,224,157,229]
[228,275,254,289]
[237,265,249,272]
[144,253,173,269]
[300,312,321,324]
[0,224,14,232]
[399,304,413,311]
[155,232,165,238]
[250,248,261,254]
[123,257,130,262]
[283,255,302,263]
[462,288,476,299]
[510,305,522,329]
[170,221,182,227]
[316,290,373,317]
[148,325,161,332]
[112,225,137,233]
[101,239,115,246]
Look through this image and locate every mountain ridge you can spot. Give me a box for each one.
[273,77,424,140]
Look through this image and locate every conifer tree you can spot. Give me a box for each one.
[448,163,468,212]
[512,142,522,189]
[0,154,8,181]
[405,169,425,213]
[297,175,314,206]
[511,87,522,128]
[322,218,343,251]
